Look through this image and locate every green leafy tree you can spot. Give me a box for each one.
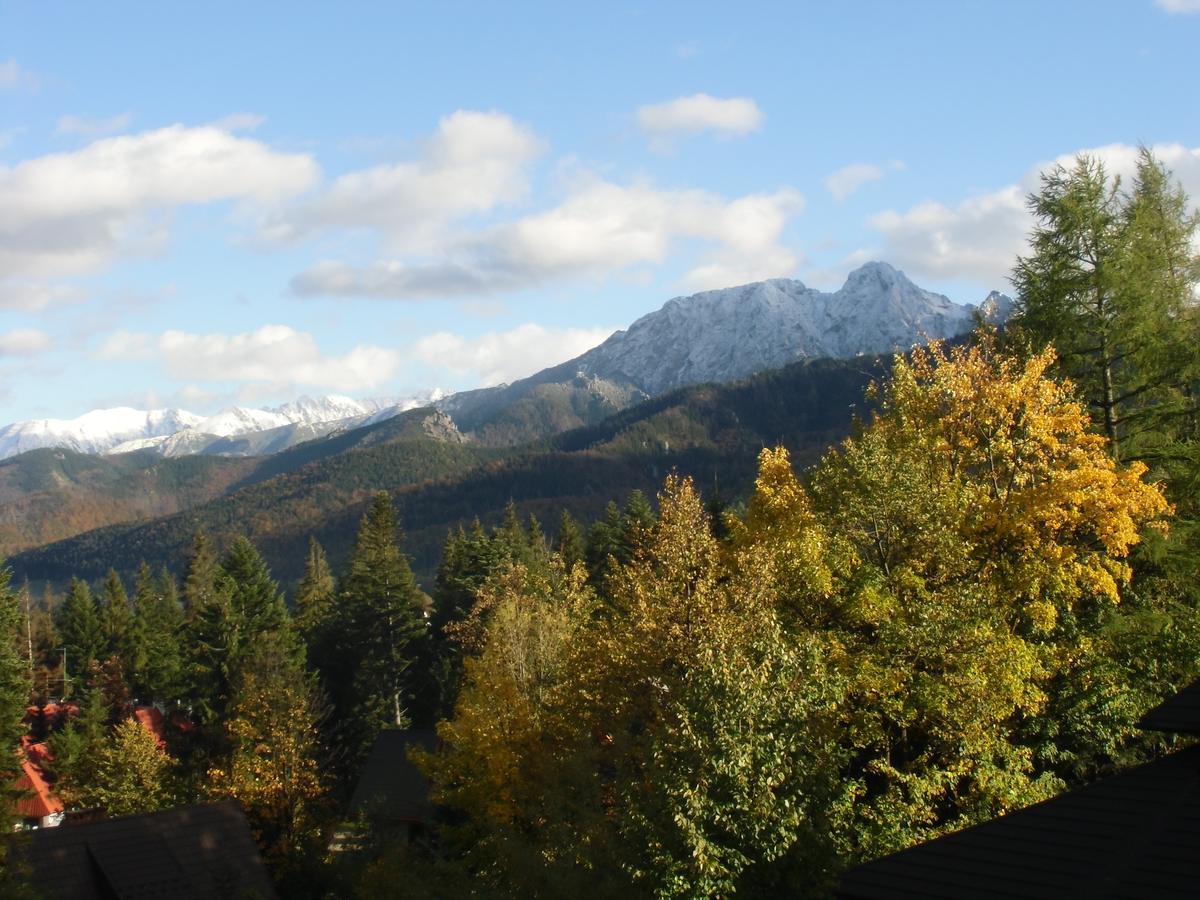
[208,632,327,872]
[79,717,174,816]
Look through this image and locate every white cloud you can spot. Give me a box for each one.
[0,280,87,312]
[55,112,134,137]
[267,110,543,250]
[209,112,266,132]
[865,142,1200,286]
[96,324,399,392]
[1156,0,1200,12]
[638,93,763,139]
[0,328,51,356]
[291,177,803,298]
[413,323,614,386]
[824,160,905,202]
[0,59,36,91]
[0,124,320,281]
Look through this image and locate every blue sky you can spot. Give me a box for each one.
[2,0,1199,422]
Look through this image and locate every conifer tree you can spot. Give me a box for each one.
[134,562,184,703]
[56,578,103,694]
[100,569,144,686]
[334,493,427,760]
[0,563,32,807]
[556,510,586,571]
[183,531,221,619]
[1012,149,1200,461]
[294,537,336,641]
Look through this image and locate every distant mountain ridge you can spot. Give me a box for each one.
[440,262,1010,443]
[2,262,1009,460]
[0,392,443,461]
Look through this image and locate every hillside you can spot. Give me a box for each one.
[8,352,887,589]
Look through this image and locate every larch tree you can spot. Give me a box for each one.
[1011,149,1200,462]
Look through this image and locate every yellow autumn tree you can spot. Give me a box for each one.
[207,635,327,869]
[800,338,1170,861]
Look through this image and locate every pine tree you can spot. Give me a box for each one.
[56,578,103,695]
[0,563,32,810]
[134,562,184,703]
[183,531,221,619]
[100,569,144,686]
[556,510,586,571]
[294,537,335,641]
[335,493,427,760]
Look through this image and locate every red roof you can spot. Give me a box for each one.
[14,737,62,820]
[133,706,167,750]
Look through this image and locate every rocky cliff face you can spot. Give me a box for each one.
[570,261,990,395]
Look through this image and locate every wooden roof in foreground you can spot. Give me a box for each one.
[837,743,1200,900]
[1138,678,1200,735]
[18,800,276,899]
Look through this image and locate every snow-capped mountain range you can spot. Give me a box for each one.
[2,262,1011,462]
[0,392,444,461]
[569,261,1010,395]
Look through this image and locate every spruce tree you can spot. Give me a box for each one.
[134,562,184,703]
[336,493,427,759]
[557,510,586,571]
[294,537,335,641]
[56,578,103,695]
[0,563,32,806]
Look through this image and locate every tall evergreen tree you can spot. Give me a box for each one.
[334,493,427,760]
[294,537,336,642]
[134,562,184,703]
[99,569,144,686]
[0,563,32,811]
[556,510,586,571]
[1012,150,1200,461]
[183,531,221,620]
[56,578,103,695]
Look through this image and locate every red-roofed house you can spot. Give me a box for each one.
[132,705,167,750]
[14,735,64,829]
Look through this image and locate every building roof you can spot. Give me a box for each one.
[133,705,167,749]
[349,728,439,823]
[1137,679,1200,735]
[17,800,276,899]
[837,742,1200,900]
[14,737,62,820]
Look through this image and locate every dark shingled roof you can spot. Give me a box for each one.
[837,743,1200,899]
[349,728,439,823]
[1138,679,1200,735]
[18,800,276,899]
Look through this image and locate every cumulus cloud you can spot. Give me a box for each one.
[267,110,543,250]
[824,160,905,202]
[413,323,613,386]
[865,141,1200,286]
[637,93,763,139]
[0,59,36,91]
[96,324,399,392]
[1156,0,1200,12]
[0,124,319,281]
[292,176,803,298]
[55,112,134,137]
[0,280,87,312]
[0,328,51,356]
